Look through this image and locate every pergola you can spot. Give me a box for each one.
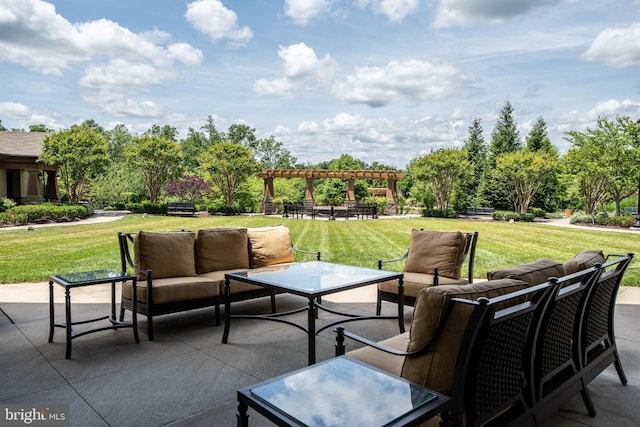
[257,169,404,215]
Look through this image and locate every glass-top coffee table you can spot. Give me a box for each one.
[222,261,404,365]
[237,356,450,426]
[48,269,139,359]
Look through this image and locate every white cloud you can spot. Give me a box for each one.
[83,93,162,118]
[253,43,337,98]
[582,24,640,68]
[354,0,419,23]
[185,0,252,46]
[80,60,172,89]
[433,0,560,28]
[284,0,332,25]
[253,77,295,98]
[588,98,640,119]
[332,60,473,107]
[0,102,32,119]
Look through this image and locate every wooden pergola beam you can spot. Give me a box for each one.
[257,169,404,180]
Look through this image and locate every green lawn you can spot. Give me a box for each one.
[0,214,638,285]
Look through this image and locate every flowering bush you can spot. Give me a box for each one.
[163,175,214,202]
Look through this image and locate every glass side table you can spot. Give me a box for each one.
[48,269,139,359]
[237,356,451,426]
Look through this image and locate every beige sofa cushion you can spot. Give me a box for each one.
[195,228,250,274]
[378,272,469,298]
[348,333,410,378]
[123,276,219,304]
[564,249,605,275]
[198,270,265,294]
[486,258,565,286]
[404,230,467,279]
[401,279,528,394]
[134,231,196,280]
[247,226,294,268]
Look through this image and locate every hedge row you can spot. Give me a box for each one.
[0,204,89,226]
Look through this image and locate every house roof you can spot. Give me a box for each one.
[0,131,48,159]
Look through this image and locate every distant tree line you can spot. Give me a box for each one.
[3,104,640,218]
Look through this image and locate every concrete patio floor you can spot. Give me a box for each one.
[1,281,640,426]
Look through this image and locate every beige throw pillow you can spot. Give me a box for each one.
[487,258,565,286]
[134,231,196,280]
[195,228,250,274]
[404,230,467,279]
[564,250,605,275]
[247,226,294,268]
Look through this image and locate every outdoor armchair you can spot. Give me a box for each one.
[375,229,478,315]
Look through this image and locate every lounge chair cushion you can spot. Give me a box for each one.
[134,231,197,280]
[402,279,528,393]
[195,227,250,274]
[486,257,565,286]
[377,272,470,298]
[123,276,219,303]
[404,230,467,279]
[564,249,605,275]
[247,226,294,268]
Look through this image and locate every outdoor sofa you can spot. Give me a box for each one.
[118,225,320,340]
[336,250,634,426]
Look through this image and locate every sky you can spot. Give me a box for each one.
[1,0,640,169]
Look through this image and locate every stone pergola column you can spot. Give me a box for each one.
[262,177,275,215]
[346,179,355,204]
[385,178,398,215]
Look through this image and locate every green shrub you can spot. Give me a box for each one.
[421,208,458,218]
[125,201,168,215]
[492,210,535,222]
[528,207,546,218]
[0,197,16,213]
[0,203,88,225]
[0,211,27,226]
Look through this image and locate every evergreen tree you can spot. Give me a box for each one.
[488,101,521,167]
[484,101,522,210]
[526,117,560,212]
[452,117,487,211]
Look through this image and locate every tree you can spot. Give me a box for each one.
[145,124,178,141]
[0,120,7,131]
[493,150,555,214]
[454,117,487,211]
[29,124,52,132]
[199,142,260,206]
[39,124,108,204]
[564,116,640,215]
[484,101,522,209]
[253,136,297,169]
[125,134,183,203]
[413,148,470,210]
[164,175,214,202]
[180,127,211,173]
[488,101,521,167]
[227,123,256,147]
[525,117,560,212]
[107,124,132,164]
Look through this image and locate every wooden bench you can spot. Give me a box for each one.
[167,202,196,216]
